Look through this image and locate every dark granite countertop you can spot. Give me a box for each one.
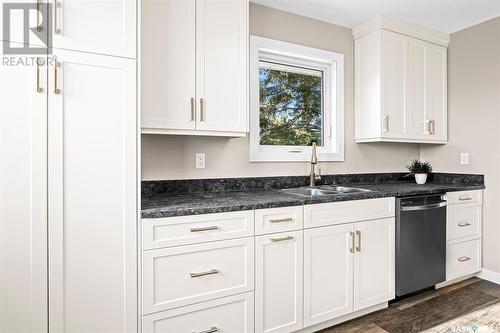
[141,173,485,219]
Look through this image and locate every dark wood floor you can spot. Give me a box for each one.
[320,278,500,333]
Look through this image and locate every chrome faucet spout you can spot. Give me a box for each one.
[309,142,321,187]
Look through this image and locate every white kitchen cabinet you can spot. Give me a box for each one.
[195,0,248,133]
[48,49,137,332]
[50,0,136,58]
[381,30,409,139]
[354,16,449,144]
[409,39,447,141]
[304,224,354,327]
[0,0,47,46]
[141,0,248,137]
[141,0,196,132]
[353,218,395,311]
[255,231,303,333]
[143,292,255,333]
[304,217,395,326]
[444,190,483,283]
[0,51,48,332]
[143,237,254,314]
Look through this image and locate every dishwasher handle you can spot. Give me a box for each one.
[400,201,447,212]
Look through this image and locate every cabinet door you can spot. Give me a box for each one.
[353,218,395,311]
[426,44,447,141]
[0,0,47,46]
[409,38,427,138]
[381,30,410,139]
[410,39,447,142]
[48,50,137,332]
[0,51,47,333]
[50,0,136,58]
[196,0,247,133]
[255,231,303,333]
[141,0,196,132]
[304,224,353,327]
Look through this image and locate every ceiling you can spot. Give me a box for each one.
[251,0,500,33]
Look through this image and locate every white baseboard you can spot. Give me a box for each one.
[476,268,500,284]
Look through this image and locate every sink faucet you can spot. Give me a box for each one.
[309,142,321,187]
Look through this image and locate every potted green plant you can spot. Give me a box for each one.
[406,160,433,185]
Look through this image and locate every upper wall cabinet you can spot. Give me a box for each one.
[141,0,248,137]
[0,0,136,58]
[354,17,448,144]
[51,0,136,58]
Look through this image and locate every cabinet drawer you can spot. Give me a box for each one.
[255,206,303,235]
[142,292,254,333]
[143,238,254,314]
[446,190,482,206]
[142,211,254,249]
[447,205,482,242]
[304,197,395,228]
[446,239,481,281]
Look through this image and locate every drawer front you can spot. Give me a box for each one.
[255,206,303,235]
[304,197,395,228]
[142,292,254,333]
[446,190,482,206]
[142,211,254,249]
[446,239,482,281]
[447,205,482,242]
[143,238,254,314]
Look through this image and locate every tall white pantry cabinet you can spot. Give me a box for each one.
[0,0,138,332]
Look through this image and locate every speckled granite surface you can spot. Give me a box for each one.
[141,173,485,219]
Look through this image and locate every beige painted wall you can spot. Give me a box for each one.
[420,17,500,273]
[141,4,420,180]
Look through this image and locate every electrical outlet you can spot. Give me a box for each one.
[196,153,206,169]
[460,153,469,165]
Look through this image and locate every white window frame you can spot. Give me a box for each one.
[249,35,344,162]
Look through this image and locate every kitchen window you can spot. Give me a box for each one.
[249,36,344,162]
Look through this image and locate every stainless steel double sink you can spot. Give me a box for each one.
[281,185,372,197]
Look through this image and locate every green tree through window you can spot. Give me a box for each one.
[259,63,323,146]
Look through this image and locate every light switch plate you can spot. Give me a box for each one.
[460,153,469,165]
[196,153,206,169]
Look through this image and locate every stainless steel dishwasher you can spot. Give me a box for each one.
[396,194,447,297]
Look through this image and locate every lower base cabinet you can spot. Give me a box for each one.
[304,224,354,326]
[141,200,396,333]
[304,218,395,327]
[255,231,303,333]
[142,292,254,333]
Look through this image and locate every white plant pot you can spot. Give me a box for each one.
[415,174,428,185]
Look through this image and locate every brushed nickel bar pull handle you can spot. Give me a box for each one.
[54,0,60,34]
[383,115,389,132]
[458,222,472,227]
[190,97,195,121]
[200,98,205,121]
[458,256,471,262]
[459,196,473,201]
[192,327,219,333]
[269,217,293,223]
[355,230,361,252]
[189,269,219,278]
[350,231,355,253]
[36,0,42,32]
[36,58,43,93]
[270,235,293,242]
[189,226,219,232]
[430,120,435,134]
[54,60,61,95]
[426,120,431,134]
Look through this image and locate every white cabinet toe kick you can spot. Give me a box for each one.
[141,197,396,332]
